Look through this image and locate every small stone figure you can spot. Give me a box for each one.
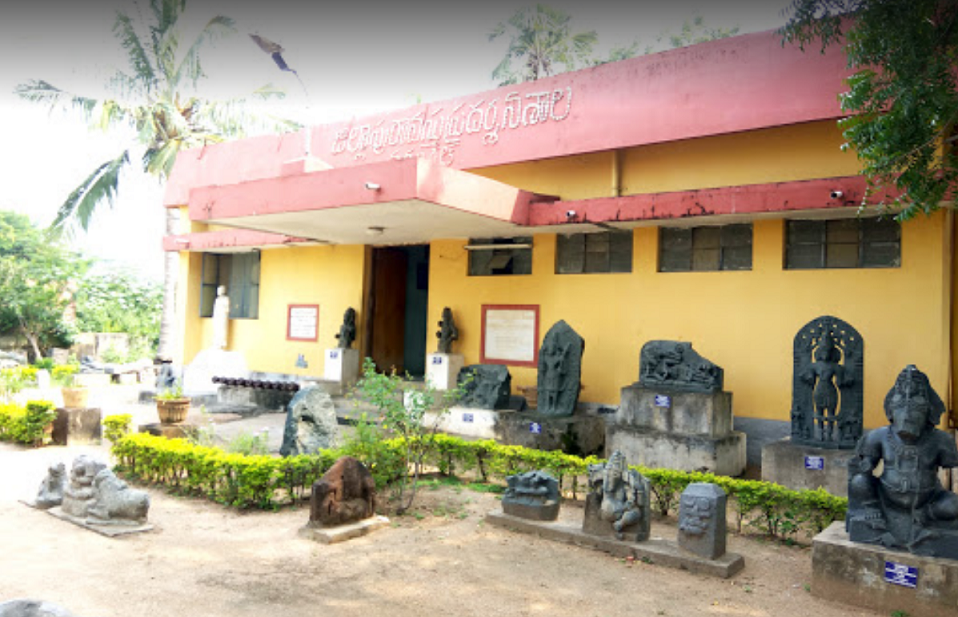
[60,455,108,519]
[536,320,584,417]
[154,361,180,391]
[280,386,340,456]
[457,364,511,409]
[502,470,561,521]
[309,456,376,527]
[435,307,459,354]
[583,450,650,542]
[211,285,230,350]
[791,316,863,449]
[335,307,357,350]
[678,483,728,559]
[34,462,66,510]
[638,340,723,393]
[846,365,958,559]
[86,468,150,526]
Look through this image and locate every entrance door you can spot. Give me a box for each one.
[366,245,430,378]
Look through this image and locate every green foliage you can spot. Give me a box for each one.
[781,0,958,219]
[103,413,133,443]
[0,400,57,446]
[224,430,271,456]
[155,384,185,400]
[33,358,55,370]
[50,364,79,388]
[489,3,598,85]
[0,367,31,401]
[74,267,162,357]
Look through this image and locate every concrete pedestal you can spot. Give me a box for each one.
[298,515,390,544]
[52,407,102,446]
[761,438,854,496]
[183,349,247,394]
[425,353,464,390]
[608,386,746,476]
[812,522,958,617]
[324,348,360,386]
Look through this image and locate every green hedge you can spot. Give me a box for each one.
[110,432,846,540]
[0,400,57,446]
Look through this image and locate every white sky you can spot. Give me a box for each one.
[0,0,795,282]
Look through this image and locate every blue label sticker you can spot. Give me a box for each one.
[328,350,339,360]
[884,562,918,588]
[530,422,542,434]
[804,455,825,471]
[432,356,444,365]
[462,413,474,423]
[654,394,671,408]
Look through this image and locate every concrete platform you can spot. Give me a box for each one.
[42,505,153,537]
[606,427,746,476]
[297,515,390,544]
[485,509,744,578]
[761,438,854,497]
[812,521,958,617]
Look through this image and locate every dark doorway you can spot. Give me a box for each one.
[366,245,430,378]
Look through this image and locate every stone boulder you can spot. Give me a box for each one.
[280,386,340,456]
[309,456,376,527]
[0,600,81,617]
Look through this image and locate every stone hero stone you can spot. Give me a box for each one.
[791,316,863,449]
[536,320,584,417]
[457,364,511,409]
[846,365,958,559]
[638,340,723,393]
[280,386,340,456]
[678,483,728,560]
[583,451,650,542]
[502,470,561,521]
[335,307,357,349]
[435,306,459,354]
[309,456,376,527]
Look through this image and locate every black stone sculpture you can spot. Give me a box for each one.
[457,364,511,409]
[846,365,958,559]
[335,307,357,349]
[791,316,863,449]
[637,340,723,393]
[583,450,650,542]
[536,320,584,417]
[435,307,459,354]
[678,483,728,559]
[502,470,561,521]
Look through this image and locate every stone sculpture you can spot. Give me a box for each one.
[335,307,357,349]
[638,340,723,393]
[678,483,728,559]
[60,455,108,519]
[846,365,958,559]
[435,307,459,354]
[86,468,150,525]
[583,450,650,542]
[536,320,584,417]
[0,599,82,617]
[34,462,67,510]
[280,386,340,456]
[309,456,377,527]
[211,285,230,350]
[791,316,863,449]
[502,470,561,521]
[458,364,511,409]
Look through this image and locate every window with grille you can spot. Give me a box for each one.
[199,252,261,318]
[785,218,900,269]
[556,230,632,274]
[467,237,532,276]
[658,224,753,272]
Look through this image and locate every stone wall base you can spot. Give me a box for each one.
[606,427,746,476]
[761,439,854,496]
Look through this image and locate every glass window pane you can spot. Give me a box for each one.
[692,247,721,271]
[200,285,215,318]
[469,249,492,276]
[861,217,900,243]
[862,242,901,268]
[693,226,721,249]
[660,227,692,251]
[827,219,858,244]
[659,249,690,272]
[609,231,633,273]
[584,233,610,273]
[201,254,219,284]
[721,224,752,247]
[788,220,825,245]
[787,244,824,269]
[556,234,585,274]
[722,246,752,270]
[826,243,859,268]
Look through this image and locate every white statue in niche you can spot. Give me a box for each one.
[211,285,230,350]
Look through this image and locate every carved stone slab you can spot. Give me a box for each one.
[457,364,511,410]
[678,483,728,560]
[502,470,560,521]
[536,320,584,417]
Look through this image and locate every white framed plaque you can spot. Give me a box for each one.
[287,304,319,342]
[480,304,539,367]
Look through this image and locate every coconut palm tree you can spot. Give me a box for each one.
[488,4,599,86]
[15,0,298,361]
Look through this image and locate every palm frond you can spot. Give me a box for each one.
[174,15,236,89]
[14,80,98,120]
[113,10,156,89]
[51,151,131,238]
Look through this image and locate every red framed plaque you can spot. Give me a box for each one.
[287,304,319,341]
[480,304,540,367]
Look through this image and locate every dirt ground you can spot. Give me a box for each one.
[0,386,884,617]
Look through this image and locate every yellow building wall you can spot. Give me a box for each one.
[178,244,367,377]
[470,121,860,199]
[428,211,951,431]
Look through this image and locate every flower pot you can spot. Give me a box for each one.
[156,398,191,424]
[61,386,89,409]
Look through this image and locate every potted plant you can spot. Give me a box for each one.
[52,365,87,409]
[155,383,190,424]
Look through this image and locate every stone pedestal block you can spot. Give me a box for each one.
[425,353,464,391]
[606,427,746,476]
[324,348,360,386]
[761,438,854,497]
[812,522,958,617]
[616,386,732,437]
[52,407,102,446]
